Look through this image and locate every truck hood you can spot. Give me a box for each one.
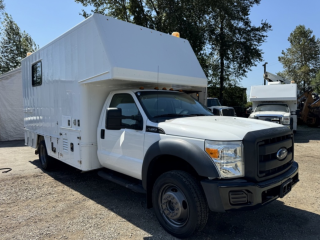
[250,111,289,117]
[157,116,283,141]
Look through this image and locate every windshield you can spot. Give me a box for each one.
[255,104,289,112]
[207,98,221,107]
[136,91,213,122]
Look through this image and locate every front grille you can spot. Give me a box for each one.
[258,116,281,124]
[222,109,235,116]
[243,127,294,182]
[258,134,293,178]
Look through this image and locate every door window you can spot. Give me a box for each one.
[109,94,143,130]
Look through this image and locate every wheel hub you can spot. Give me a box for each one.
[160,188,188,224]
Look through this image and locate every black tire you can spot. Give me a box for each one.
[38,140,55,170]
[152,170,209,239]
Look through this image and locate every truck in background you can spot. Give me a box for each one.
[22,15,299,238]
[249,72,298,131]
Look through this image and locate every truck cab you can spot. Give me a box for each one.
[249,103,292,127]
[95,88,298,238]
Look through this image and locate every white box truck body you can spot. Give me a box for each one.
[22,14,207,172]
[22,14,299,238]
[249,83,297,131]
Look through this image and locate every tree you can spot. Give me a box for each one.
[311,70,320,94]
[278,25,320,92]
[0,13,38,74]
[0,0,4,21]
[0,0,4,12]
[208,80,247,107]
[75,0,271,103]
[206,0,271,103]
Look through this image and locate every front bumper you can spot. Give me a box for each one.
[201,161,299,212]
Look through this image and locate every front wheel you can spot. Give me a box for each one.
[152,171,209,238]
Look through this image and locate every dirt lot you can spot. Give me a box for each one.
[1,126,320,240]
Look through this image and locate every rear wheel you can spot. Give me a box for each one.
[152,170,209,238]
[39,140,55,170]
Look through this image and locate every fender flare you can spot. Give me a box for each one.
[142,138,220,190]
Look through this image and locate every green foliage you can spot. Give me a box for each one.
[0,0,4,21]
[278,25,320,91]
[0,13,38,74]
[245,102,252,108]
[311,70,320,94]
[208,82,247,107]
[75,0,271,103]
[275,71,288,79]
[0,0,4,11]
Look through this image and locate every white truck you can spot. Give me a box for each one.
[22,14,299,238]
[249,73,298,131]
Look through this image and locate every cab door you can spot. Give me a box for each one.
[98,93,145,179]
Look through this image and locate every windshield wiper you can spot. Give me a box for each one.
[153,114,187,118]
[185,114,207,117]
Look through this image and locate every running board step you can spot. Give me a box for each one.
[98,169,146,194]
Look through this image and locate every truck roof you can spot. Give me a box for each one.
[22,14,207,88]
[250,84,297,101]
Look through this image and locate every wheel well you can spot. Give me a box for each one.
[146,155,202,208]
[36,135,44,151]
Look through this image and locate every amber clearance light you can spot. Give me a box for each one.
[172,32,180,38]
[205,148,219,159]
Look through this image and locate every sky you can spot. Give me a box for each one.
[3,0,320,99]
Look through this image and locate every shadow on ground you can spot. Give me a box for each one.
[30,159,320,240]
[294,125,320,143]
[0,140,25,148]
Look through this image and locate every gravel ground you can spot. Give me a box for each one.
[0,125,320,240]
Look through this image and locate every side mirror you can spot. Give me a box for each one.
[133,115,143,122]
[106,108,122,130]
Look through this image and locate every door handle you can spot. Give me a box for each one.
[100,129,105,139]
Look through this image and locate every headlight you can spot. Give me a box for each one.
[282,116,290,124]
[205,141,244,178]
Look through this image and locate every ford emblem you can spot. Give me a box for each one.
[276,148,288,160]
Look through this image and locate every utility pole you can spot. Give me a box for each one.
[262,62,268,85]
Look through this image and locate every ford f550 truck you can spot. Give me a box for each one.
[22,14,299,238]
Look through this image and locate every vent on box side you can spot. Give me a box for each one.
[63,139,69,151]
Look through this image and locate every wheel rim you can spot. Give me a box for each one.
[39,145,46,166]
[158,183,189,228]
